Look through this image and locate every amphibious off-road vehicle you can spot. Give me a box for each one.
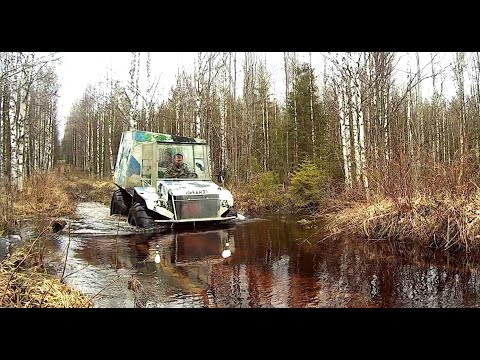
[110,130,237,228]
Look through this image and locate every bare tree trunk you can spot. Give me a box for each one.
[338,55,352,187]
[128,52,138,130]
[353,53,368,196]
[232,52,238,183]
[283,52,289,174]
[475,52,480,160]
[309,52,316,158]
[195,52,203,138]
[2,56,12,180]
[16,53,34,190]
[10,53,20,187]
[266,93,270,171]
[145,52,151,130]
[431,52,440,165]
[339,85,352,187]
[261,86,267,172]
[454,52,466,180]
[220,53,227,174]
[0,62,3,178]
[407,58,414,161]
[291,53,298,165]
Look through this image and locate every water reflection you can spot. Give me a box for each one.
[36,202,480,307]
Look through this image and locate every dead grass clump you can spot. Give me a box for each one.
[0,240,92,308]
[324,193,480,253]
[14,172,76,218]
[0,182,15,235]
[63,171,114,205]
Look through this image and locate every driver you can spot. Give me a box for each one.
[165,153,195,178]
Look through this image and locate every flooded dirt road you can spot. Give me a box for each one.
[30,202,480,307]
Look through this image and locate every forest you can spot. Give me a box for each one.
[2,52,480,250]
[4,51,480,308]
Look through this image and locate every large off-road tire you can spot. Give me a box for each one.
[110,189,129,216]
[128,202,154,228]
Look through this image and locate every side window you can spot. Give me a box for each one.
[142,159,151,177]
[194,145,208,178]
[158,148,173,178]
[159,150,172,168]
[141,159,152,185]
[195,159,205,173]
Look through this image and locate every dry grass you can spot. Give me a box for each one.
[0,182,15,235]
[0,167,115,307]
[11,168,114,222]
[62,170,114,206]
[0,232,92,308]
[324,192,480,253]
[14,172,76,218]
[321,152,480,254]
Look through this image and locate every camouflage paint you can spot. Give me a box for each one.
[113,130,208,189]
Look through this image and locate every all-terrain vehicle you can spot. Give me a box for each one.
[110,130,237,228]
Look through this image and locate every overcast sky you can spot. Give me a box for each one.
[54,52,460,136]
[55,52,196,131]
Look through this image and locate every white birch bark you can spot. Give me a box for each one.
[454,52,466,157]
[431,52,440,164]
[309,52,316,158]
[0,54,3,178]
[16,53,34,190]
[339,84,352,187]
[194,52,204,138]
[283,52,289,171]
[10,53,21,187]
[353,53,368,194]
[291,53,298,164]
[220,53,227,173]
[233,52,238,182]
[109,87,114,175]
[128,52,138,130]
[407,58,413,160]
[339,55,352,187]
[145,52,151,130]
[415,52,423,162]
[348,55,361,185]
[266,93,270,170]
[46,100,53,170]
[261,98,266,171]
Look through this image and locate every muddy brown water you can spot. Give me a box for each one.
[5,202,480,307]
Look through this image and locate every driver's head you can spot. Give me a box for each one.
[174,154,183,168]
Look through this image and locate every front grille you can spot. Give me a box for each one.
[173,195,220,219]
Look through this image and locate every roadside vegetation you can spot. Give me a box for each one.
[0,231,92,308]
[0,167,114,235]
[231,159,337,216]
[323,153,480,254]
[0,167,114,308]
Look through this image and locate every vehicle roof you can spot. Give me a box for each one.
[124,130,207,144]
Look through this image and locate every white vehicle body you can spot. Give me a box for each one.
[110,130,237,227]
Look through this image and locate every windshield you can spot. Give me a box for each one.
[157,143,210,179]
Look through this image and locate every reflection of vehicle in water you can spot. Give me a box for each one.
[110,130,237,228]
[129,228,235,301]
[129,228,235,266]
[170,229,234,265]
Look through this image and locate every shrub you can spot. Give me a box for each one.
[287,160,327,210]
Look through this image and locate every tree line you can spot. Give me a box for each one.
[0,52,61,191]
[3,52,480,200]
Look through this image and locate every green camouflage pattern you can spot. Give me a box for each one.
[164,163,194,178]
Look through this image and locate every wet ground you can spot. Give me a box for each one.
[4,202,480,307]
